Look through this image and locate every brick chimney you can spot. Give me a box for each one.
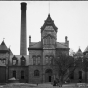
[20,2,27,55]
[65,36,69,48]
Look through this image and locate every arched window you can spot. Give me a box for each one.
[13,70,16,78]
[49,56,53,65]
[37,56,41,65]
[21,56,26,66]
[45,55,49,65]
[12,56,18,65]
[33,55,36,65]
[34,70,40,76]
[44,38,47,45]
[2,58,6,65]
[21,70,24,79]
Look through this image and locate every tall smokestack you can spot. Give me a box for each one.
[20,2,27,55]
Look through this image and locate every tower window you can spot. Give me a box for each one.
[49,56,53,65]
[45,56,49,65]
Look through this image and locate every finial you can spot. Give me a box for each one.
[79,46,80,49]
[48,1,50,14]
[3,38,5,42]
[9,45,11,49]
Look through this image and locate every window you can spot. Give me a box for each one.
[21,70,24,79]
[21,56,26,66]
[44,38,47,45]
[45,56,49,65]
[13,70,16,78]
[33,55,36,65]
[49,56,53,65]
[37,56,41,65]
[79,71,82,79]
[13,60,17,65]
[2,59,6,64]
[34,70,40,77]
[12,56,18,65]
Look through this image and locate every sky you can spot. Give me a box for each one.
[0,1,88,55]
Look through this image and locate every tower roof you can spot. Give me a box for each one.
[0,41,8,51]
[41,14,58,33]
[75,48,83,57]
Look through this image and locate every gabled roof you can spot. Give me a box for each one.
[0,60,6,66]
[41,14,58,33]
[8,48,13,55]
[29,42,42,49]
[56,42,69,49]
[29,41,69,50]
[0,41,8,51]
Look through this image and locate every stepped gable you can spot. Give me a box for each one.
[41,14,58,33]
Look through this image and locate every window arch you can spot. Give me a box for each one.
[34,70,40,76]
[20,56,26,66]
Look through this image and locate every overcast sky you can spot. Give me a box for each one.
[0,1,88,55]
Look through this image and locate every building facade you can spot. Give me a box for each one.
[28,14,69,83]
[1,2,88,84]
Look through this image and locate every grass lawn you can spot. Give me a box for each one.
[0,83,88,88]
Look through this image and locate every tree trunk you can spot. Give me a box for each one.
[85,71,87,83]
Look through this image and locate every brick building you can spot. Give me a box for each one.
[28,14,69,83]
[1,2,88,84]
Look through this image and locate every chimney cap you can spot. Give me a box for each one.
[21,2,27,10]
[29,35,31,38]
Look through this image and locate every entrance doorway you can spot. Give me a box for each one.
[79,71,82,83]
[49,76,51,82]
[45,69,52,82]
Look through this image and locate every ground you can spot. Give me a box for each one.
[0,83,88,88]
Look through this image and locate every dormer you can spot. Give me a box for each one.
[20,56,26,66]
[12,55,18,66]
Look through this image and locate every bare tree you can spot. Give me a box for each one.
[54,54,78,86]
